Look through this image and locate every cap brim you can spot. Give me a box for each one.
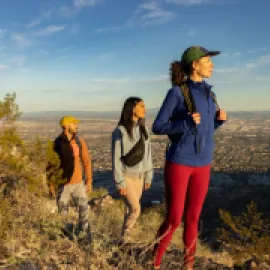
[207,51,221,56]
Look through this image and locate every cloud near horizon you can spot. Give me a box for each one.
[246,54,270,69]
[0,64,9,71]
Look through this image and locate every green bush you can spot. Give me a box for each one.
[45,140,65,193]
[0,92,22,123]
[218,201,270,265]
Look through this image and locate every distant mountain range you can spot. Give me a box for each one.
[21,109,270,120]
[21,108,160,119]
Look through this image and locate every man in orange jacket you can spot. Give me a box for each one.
[48,115,92,236]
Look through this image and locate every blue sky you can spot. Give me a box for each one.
[0,0,269,112]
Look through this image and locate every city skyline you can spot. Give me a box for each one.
[0,0,270,112]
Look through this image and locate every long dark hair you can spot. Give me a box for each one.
[118,97,148,140]
[170,61,191,86]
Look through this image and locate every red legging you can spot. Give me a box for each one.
[154,161,211,267]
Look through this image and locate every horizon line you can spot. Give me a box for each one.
[22,109,270,113]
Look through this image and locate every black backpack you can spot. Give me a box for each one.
[120,127,145,167]
[54,135,82,161]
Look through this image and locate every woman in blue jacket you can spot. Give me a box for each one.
[152,46,227,269]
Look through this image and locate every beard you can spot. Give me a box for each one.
[68,128,77,136]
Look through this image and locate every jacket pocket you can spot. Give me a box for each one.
[176,131,196,156]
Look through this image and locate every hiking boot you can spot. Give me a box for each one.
[76,222,92,242]
[77,229,92,246]
[61,224,75,240]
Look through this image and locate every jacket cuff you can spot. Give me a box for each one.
[115,180,125,189]
[144,171,153,185]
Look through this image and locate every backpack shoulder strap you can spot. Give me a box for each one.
[139,126,144,140]
[74,136,83,161]
[179,82,197,114]
[210,90,220,111]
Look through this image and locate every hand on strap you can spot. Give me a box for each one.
[190,112,201,125]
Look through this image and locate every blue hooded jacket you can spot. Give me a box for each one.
[152,78,225,167]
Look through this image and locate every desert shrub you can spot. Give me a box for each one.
[0,189,13,258]
[90,187,109,199]
[27,135,47,168]
[218,201,270,265]
[0,92,22,123]
[45,139,65,194]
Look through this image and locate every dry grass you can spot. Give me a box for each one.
[0,94,268,269]
[0,180,234,269]
[0,123,233,269]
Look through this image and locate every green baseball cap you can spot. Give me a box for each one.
[181,46,220,67]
